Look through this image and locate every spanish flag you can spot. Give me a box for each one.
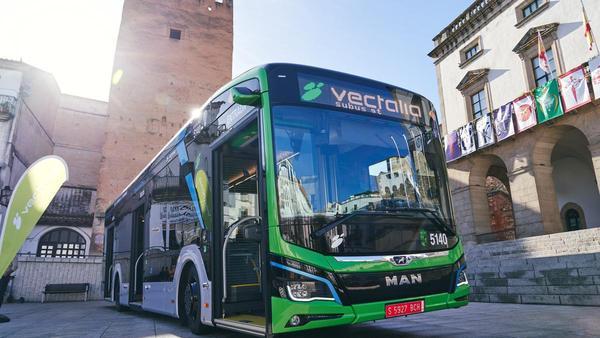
[583,5,594,51]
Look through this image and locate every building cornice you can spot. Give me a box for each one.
[512,23,559,54]
[456,68,490,92]
[429,0,517,64]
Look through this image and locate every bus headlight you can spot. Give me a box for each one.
[454,255,468,288]
[270,258,342,304]
[286,281,332,301]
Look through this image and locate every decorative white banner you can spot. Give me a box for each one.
[559,65,591,112]
[493,102,515,142]
[589,56,600,101]
[458,122,476,156]
[475,113,495,149]
[513,94,537,133]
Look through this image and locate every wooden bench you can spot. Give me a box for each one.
[41,283,89,303]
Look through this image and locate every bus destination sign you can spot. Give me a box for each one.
[298,73,427,124]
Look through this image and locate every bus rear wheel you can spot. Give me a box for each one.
[181,265,210,334]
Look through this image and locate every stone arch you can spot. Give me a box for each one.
[468,154,515,242]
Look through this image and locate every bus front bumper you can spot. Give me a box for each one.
[271,284,469,334]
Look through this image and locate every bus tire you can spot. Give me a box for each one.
[181,265,210,334]
[114,275,125,312]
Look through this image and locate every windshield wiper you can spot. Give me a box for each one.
[311,207,455,238]
[311,210,373,238]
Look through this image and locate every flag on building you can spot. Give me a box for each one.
[475,113,495,149]
[534,79,564,123]
[538,31,550,73]
[513,94,537,132]
[583,5,594,51]
[444,130,461,162]
[458,122,476,156]
[558,65,591,112]
[492,102,515,141]
[589,56,600,99]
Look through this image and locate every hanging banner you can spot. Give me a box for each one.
[475,113,495,149]
[558,65,591,112]
[589,56,600,100]
[458,122,476,156]
[492,102,515,141]
[513,94,537,132]
[534,79,564,123]
[444,130,461,162]
[0,156,68,276]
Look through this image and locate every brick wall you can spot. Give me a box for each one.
[10,256,103,302]
[466,227,600,305]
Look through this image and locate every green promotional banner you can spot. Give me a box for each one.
[0,155,68,275]
[534,79,564,123]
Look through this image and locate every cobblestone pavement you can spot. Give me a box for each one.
[1,301,599,337]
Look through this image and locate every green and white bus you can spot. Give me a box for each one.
[103,63,469,337]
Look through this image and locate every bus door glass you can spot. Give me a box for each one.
[215,119,265,325]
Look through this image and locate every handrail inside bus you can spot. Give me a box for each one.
[133,246,167,295]
[221,216,261,305]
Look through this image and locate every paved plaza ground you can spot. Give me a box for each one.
[0,301,599,337]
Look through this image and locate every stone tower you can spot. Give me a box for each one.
[92,0,233,252]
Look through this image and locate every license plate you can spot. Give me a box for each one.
[385,300,424,318]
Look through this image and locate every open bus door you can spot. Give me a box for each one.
[212,117,267,335]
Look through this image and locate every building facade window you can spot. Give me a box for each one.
[169,28,182,40]
[522,0,540,19]
[465,45,479,61]
[531,48,556,87]
[471,89,488,119]
[565,209,581,231]
[459,37,483,67]
[37,228,86,258]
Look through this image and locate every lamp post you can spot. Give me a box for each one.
[0,186,12,207]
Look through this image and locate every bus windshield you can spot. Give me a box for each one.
[272,105,456,255]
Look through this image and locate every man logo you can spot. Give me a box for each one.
[390,255,412,266]
[385,273,422,287]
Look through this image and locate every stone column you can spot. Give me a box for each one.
[588,142,600,196]
[532,165,562,234]
[508,167,545,238]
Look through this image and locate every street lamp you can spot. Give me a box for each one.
[0,186,12,207]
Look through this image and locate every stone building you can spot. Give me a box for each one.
[93,0,234,252]
[430,0,600,305]
[0,59,108,301]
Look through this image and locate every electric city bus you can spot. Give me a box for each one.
[103,63,469,337]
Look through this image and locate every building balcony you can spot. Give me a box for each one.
[39,186,96,227]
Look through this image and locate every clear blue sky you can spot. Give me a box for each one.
[234,1,473,111]
[1,0,473,111]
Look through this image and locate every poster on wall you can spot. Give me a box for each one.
[492,102,515,141]
[513,94,537,132]
[558,65,591,112]
[534,79,564,123]
[475,113,495,149]
[458,122,476,156]
[588,56,600,100]
[444,130,462,162]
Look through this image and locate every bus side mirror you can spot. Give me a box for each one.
[232,86,261,106]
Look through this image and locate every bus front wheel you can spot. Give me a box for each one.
[114,276,125,312]
[181,265,210,334]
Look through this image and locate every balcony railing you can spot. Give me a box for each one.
[39,186,96,227]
